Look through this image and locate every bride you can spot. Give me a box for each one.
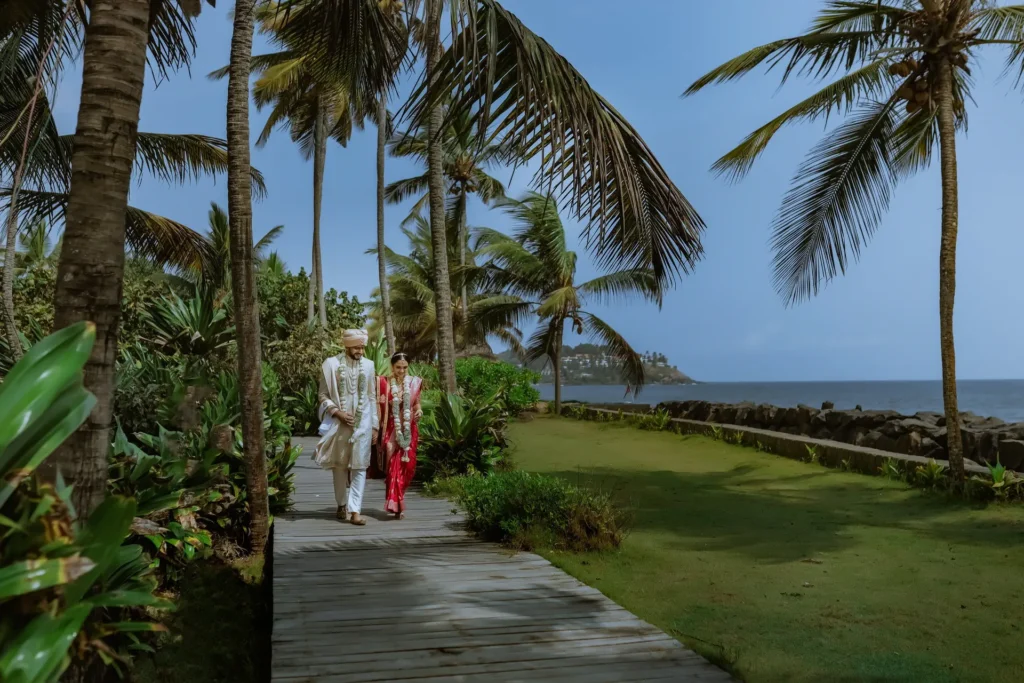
[376,352,423,519]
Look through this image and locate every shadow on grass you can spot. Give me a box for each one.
[132,561,271,683]
[546,463,1021,564]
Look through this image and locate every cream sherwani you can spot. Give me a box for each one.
[315,354,378,513]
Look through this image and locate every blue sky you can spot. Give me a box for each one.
[50,1,1024,382]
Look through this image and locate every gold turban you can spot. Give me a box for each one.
[342,329,369,348]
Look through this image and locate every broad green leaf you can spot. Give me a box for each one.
[0,556,95,600]
[63,497,137,605]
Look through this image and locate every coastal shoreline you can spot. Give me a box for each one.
[561,398,1024,471]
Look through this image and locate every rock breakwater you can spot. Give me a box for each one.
[655,400,1024,471]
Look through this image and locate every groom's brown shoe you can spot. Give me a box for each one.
[349,513,366,526]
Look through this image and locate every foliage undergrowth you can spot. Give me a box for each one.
[425,470,624,552]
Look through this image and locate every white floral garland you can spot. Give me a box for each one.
[391,375,413,462]
[336,358,367,445]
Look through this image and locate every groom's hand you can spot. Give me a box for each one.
[372,429,379,443]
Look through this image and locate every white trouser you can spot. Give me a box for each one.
[333,467,367,514]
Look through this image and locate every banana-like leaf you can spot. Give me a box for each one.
[0,385,96,508]
[0,556,95,600]
[0,322,94,453]
[63,497,138,606]
[0,603,91,683]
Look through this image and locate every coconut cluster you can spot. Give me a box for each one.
[889,52,968,115]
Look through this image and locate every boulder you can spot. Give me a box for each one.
[997,440,1024,471]
[861,430,897,452]
[895,431,923,455]
[821,401,834,410]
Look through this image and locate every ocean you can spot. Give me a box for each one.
[536,380,1024,423]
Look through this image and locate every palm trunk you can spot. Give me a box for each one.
[458,187,469,326]
[935,57,964,483]
[2,207,21,359]
[552,326,564,416]
[50,0,150,519]
[377,94,396,355]
[313,98,328,328]
[307,262,316,322]
[425,0,457,393]
[227,0,270,556]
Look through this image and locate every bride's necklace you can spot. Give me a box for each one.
[391,375,413,462]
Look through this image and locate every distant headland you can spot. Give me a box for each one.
[498,344,697,386]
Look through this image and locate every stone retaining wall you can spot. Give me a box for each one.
[650,400,1024,472]
[564,405,991,477]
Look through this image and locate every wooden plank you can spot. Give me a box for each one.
[273,437,733,682]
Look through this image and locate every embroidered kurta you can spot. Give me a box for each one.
[314,355,378,471]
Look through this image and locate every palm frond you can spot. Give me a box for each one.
[412,0,705,286]
[579,311,644,389]
[255,224,285,254]
[129,133,269,200]
[889,105,938,179]
[770,99,899,306]
[384,172,429,205]
[523,318,561,365]
[972,5,1024,86]
[4,187,214,274]
[685,2,909,97]
[577,269,660,307]
[712,60,896,181]
[271,0,406,101]
[535,286,579,319]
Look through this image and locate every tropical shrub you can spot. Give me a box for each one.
[0,323,170,682]
[417,392,509,480]
[265,322,338,399]
[257,267,364,342]
[432,471,623,551]
[145,291,235,359]
[455,357,539,414]
[285,381,320,436]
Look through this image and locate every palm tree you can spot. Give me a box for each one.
[43,0,214,519]
[377,94,397,355]
[199,201,283,294]
[373,0,706,393]
[473,192,657,415]
[226,0,271,557]
[0,220,57,273]
[385,106,508,323]
[367,209,522,360]
[682,0,1024,482]
[209,3,383,328]
[220,0,405,556]
[421,0,457,392]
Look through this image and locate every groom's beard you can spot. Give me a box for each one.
[346,349,364,361]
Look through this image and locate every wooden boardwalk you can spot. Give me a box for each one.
[273,437,733,682]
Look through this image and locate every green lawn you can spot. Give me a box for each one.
[509,416,1024,683]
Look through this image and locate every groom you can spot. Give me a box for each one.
[314,329,379,525]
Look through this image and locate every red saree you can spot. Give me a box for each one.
[378,376,422,514]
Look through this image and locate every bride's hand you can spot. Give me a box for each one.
[414,407,423,420]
